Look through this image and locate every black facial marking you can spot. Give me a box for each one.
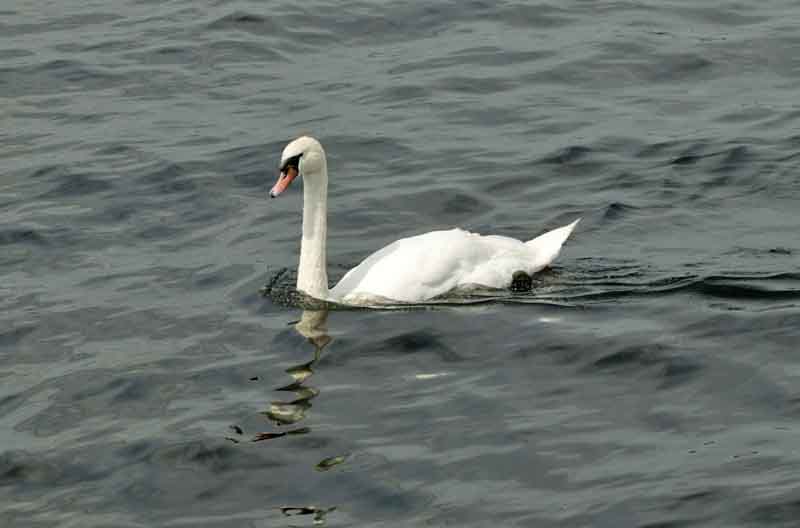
[280,154,302,172]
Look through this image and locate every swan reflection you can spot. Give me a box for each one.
[262,311,327,429]
[224,310,344,524]
[270,310,340,526]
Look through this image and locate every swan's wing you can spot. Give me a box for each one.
[461,219,581,284]
[331,229,496,302]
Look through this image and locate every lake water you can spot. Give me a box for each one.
[2,1,800,526]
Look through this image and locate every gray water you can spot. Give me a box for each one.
[3,1,800,526]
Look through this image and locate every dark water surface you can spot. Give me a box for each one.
[3,1,800,526]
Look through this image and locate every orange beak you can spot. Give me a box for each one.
[270,166,298,198]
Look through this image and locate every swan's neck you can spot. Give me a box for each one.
[297,163,329,300]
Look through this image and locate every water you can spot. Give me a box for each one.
[2,1,800,526]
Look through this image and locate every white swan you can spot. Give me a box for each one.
[269,136,580,305]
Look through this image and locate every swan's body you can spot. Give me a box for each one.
[270,136,579,305]
[330,224,579,303]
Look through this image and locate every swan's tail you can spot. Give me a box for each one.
[525,218,581,270]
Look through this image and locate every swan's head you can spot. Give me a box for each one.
[270,136,326,198]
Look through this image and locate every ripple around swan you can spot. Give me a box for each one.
[261,264,800,315]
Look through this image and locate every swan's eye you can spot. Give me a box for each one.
[280,154,302,172]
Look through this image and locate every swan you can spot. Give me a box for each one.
[269,136,580,305]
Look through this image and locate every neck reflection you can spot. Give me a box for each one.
[262,310,329,430]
